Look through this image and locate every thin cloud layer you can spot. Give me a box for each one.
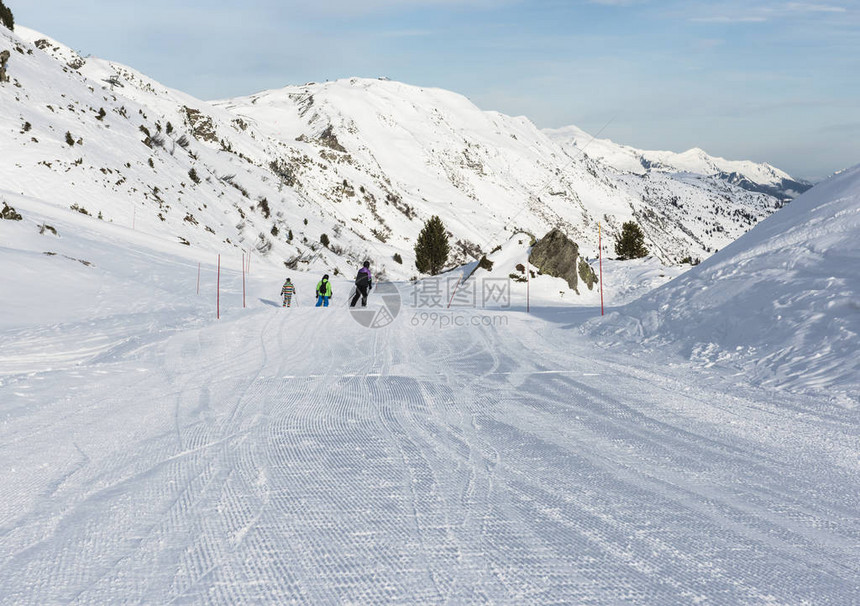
[685,0,851,23]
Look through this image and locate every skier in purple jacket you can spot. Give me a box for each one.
[350,261,373,307]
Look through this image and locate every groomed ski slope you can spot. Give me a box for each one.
[2,304,858,604]
[1,216,858,604]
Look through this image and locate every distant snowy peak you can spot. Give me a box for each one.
[216,77,543,153]
[545,126,811,200]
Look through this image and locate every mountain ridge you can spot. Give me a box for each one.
[545,125,812,201]
[2,24,810,286]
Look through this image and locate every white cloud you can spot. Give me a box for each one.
[783,2,847,13]
[685,0,851,23]
[690,15,769,22]
[280,0,520,16]
[378,29,436,37]
[695,38,726,49]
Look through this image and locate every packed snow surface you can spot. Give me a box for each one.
[1,188,858,604]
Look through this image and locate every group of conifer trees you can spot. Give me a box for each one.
[0,1,13,31]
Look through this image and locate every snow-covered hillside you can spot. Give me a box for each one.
[2,25,800,288]
[547,125,812,201]
[586,165,860,406]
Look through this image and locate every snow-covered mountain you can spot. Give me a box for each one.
[586,164,860,405]
[3,23,859,605]
[2,25,803,285]
[546,125,812,201]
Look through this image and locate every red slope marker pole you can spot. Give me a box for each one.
[599,222,604,316]
[242,253,246,309]
[217,254,221,320]
[447,276,462,309]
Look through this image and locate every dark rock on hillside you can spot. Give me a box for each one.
[0,49,10,83]
[529,228,581,292]
[319,125,347,153]
[183,106,218,143]
[1,201,22,220]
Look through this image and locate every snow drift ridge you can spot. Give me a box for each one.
[586,164,860,405]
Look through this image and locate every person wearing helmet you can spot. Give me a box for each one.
[315,274,332,307]
[350,261,373,308]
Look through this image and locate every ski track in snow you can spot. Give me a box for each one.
[0,306,858,605]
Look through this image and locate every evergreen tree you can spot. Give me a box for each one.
[614,221,649,260]
[414,215,450,275]
[0,1,13,31]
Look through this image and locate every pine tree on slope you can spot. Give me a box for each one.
[414,215,450,275]
[0,1,14,31]
[615,221,649,260]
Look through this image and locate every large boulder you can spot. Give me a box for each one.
[529,228,580,292]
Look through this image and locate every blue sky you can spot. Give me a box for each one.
[14,0,859,179]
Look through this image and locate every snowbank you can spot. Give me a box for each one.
[585,165,860,405]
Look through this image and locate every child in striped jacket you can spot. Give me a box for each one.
[281,278,296,307]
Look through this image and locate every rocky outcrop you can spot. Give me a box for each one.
[529,228,581,292]
[1,201,22,220]
[578,257,597,290]
[183,106,218,143]
[318,125,347,152]
[0,50,10,83]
